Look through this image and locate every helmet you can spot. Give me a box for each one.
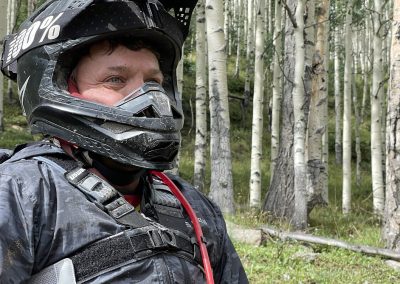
[1,0,197,170]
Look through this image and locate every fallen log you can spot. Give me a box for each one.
[226,221,263,246]
[261,226,400,261]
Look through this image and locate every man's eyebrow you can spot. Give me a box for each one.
[106,66,163,78]
[107,65,130,72]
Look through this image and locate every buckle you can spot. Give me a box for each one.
[106,197,135,219]
[147,229,177,250]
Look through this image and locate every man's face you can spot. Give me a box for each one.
[73,40,164,106]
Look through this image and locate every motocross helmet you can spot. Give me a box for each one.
[1,0,197,170]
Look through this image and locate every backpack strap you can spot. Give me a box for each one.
[65,166,151,228]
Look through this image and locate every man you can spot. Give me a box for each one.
[0,0,248,283]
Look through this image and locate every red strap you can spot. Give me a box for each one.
[124,194,141,207]
[149,171,214,284]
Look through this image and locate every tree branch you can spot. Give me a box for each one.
[282,0,297,28]
[261,226,400,261]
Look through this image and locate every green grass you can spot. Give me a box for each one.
[0,101,35,148]
[236,241,400,283]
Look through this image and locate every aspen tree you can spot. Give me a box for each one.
[194,0,207,192]
[303,0,315,121]
[383,0,400,250]
[361,0,372,119]
[292,0,307,229]
[234,0,243,77]
[342,0,354,215]
[334,2,342,165]
[307,0,330,209]
[249,0,265,208]
[206,0,235,214]
[267,0,272,35]
[264,0,296,221]
[371,0,385,216]
[270,0,283,179]
[352,61,362,186]
[361,2,369,123]
[321,1,330,200]
[244,0,255,107]
[224,0,230,54]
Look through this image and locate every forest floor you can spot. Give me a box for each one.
[229,209,400,283]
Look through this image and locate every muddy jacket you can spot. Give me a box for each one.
[0,142,248,283]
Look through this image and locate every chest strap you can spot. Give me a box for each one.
[70,226,201,282]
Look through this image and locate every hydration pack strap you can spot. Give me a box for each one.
[65,166,150,228]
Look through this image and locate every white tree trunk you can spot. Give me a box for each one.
[322,2,330,203]
[234,0,242,77]
[383,0,400,250]
[334,13,342,165]
[206,0,235,214]
[307,0,330,210]
[249,0,265,208]
[303,0,315,119]
[292,0,307,229]
[352,62,362,186]
[342,1,354,215]
[270,0,283,180]
[362,2,372,119]
[244,0,255,107]
[361,7,369,123]
[194,0,207,192]
[265,0,271,35]
[224,0,230,54]
[371,0,385,216]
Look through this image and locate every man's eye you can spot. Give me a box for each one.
[106,76,124,83]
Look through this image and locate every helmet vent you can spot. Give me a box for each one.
[171,106,182,119]
[137,106,159,118]
[145,141,179,161]
[176,7,192,26]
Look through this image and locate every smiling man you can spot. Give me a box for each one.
[0,0,248,283]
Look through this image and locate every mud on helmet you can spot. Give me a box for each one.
[1,0,197,170]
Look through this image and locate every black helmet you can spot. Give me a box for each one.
[1,0,197,170]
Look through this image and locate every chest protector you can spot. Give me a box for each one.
[62,166,202,282]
